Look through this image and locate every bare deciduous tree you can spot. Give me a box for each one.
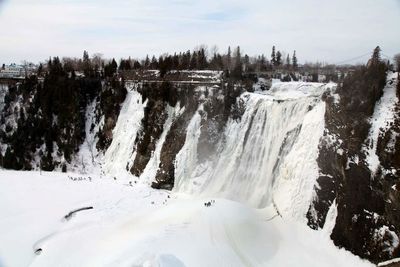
[92,53,104,70]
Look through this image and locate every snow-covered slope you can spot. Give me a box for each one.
[0,171,372,267]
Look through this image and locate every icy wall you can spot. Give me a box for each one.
[174,83,330,222]
[102,80,332,222]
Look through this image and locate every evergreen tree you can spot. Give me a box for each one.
[371,46,381,65]
[48,56,64,76]
[104,58,118,77]
[232,46,243,79]
[210,52,218,70]
[197,48,208,69]
[144,55,150,69]
[190,51,197,69]
[210,52,223,70]
[83,50,89,62]
[119,59,131,70]
[276,51,282,67]
[133,61,141,69]
[149,56,158,69]
[292,50,298,70]
[226,46,232,71]
[260,54,266,70]
[82,50,92,76]
[181,50,191,69]
[159,55,171,77]
[271,46,276,66]
[286,54,291,69]
[158,56,164,71]
[172,53,180,69]
[111,58,117,72]
[234,46,241,60]
[127,57,133,69]
[37,63,43,76]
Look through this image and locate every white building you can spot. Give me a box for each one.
[0,64,24,78]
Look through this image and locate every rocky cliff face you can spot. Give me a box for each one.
[128,79,243,190]
[308,62,399,263]
[0,67,399,263]
[0,74,126,171]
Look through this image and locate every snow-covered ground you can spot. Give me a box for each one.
[0,171,373,267]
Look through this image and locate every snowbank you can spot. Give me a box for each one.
[0,171,372,267]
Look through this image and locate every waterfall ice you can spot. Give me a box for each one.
[175,82,334,220]
[97,81,335,221]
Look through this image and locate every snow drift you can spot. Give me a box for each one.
[0,171,372,267]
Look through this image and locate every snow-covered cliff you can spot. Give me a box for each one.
[0,68,399,264]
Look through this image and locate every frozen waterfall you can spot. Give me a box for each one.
[175,82,334,220]
[101,81,335,221]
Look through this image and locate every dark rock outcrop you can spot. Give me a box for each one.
[130,83,169,176]
[150,81,245,189]
[0,65,125,171]
[197,82,243,161]
[308,61,400,263]
[96,78,127,151]
[152,105,198,190]
[150,83,201,189]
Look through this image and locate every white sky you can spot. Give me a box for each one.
[0,0,399,64]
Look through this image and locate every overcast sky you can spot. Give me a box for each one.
[0,0,399,64]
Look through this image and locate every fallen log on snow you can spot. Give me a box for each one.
[64,206,93,221]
